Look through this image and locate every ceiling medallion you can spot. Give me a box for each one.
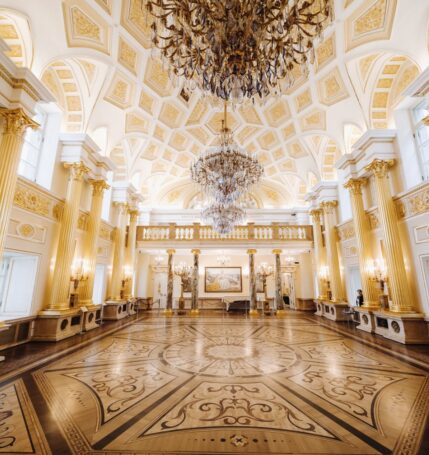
[144,0,333,103]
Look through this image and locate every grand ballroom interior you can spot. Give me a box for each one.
[0,0,429,454]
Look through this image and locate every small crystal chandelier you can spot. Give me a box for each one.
[202,203,245,235]
[144,0,333,103]
[190,103,263,206]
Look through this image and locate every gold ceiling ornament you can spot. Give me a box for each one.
[143,0,334,103]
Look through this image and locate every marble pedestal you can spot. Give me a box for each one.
[33,309,83,341]
[103,300,128,320]
[321,301,351,321]
[373,311,429,344]
[81,304,102,332]
[127,299,137,316]
[294,298,316,311]
[314,299,324,316]
[0,323,11,360]
[355,307,380,333]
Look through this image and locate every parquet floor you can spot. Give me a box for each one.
[1,312,428,454]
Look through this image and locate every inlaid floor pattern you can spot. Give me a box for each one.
[2,314,429,454]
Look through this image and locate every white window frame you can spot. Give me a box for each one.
[412,100,429,181]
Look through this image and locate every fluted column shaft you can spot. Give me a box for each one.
[124,209,139,298]
[0,108,38,259]
[310,209,327,298]
[273,249,284,310]
[191,249,200,311]
[321,201,344,302]
[248,249,257,311]
[48,163,88,310]
[166,249,175,310]
[79,180,108,305]
[365,160,414,313]
[109,203,128,300]
[344,178,380,307]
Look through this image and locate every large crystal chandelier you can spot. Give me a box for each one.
[190,104,263,205]
[202,203,245,235]
[144,0,333,102]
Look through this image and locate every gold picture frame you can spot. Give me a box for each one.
[204,267,242,293]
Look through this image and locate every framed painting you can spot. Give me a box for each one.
[204,267,242,293]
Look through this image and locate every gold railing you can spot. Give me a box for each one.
[137,223,313,242]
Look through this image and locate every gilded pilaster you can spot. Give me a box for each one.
[165,249,175,314]
[364,159,414,313]
[309,209,327,298]
[191,249,200,315]
[320,201,344,302]
[273,249,284,312]
[248,249,257,315]
[124,209,139,298]
[47,162,89,311]
[344,178,379,308]
[108,203,128,301]
[0,108,38,258]
[79,180,109,306]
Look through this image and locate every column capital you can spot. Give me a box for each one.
[320,200,338,214]
[128,209,139,222]
[114,201,129,214]
[191,249,201,255]
[364,159,395,178]
[344,178,366,195]
[167,249,176,255]
[309,209,322,223]
[0,107,38,135]
[64,162,90,181]
[247,249,257,255]
[272,249,282,255]
[90,179,109,196]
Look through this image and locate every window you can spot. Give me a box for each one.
[101,171,113,222]
[18,110,46,181]
[413,102,429,181]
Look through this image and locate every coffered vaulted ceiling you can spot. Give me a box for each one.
[1,0,428,208]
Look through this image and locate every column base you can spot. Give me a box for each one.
[321,301,351,321]
[103,300,128,321]
[373,311,429,344]
[355,306,380,333]
[276,309,287,317]
[314,299,324,316]
[163,308,174,317]
[33,308,83,342]
[81,304,102,332]
[249,309,259,317]
[189,308,200,317]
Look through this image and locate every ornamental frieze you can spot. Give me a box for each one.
[337,222,355,241]
[13,186,50,217]
[396,186,429,219]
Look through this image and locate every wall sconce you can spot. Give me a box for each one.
[319,265,329,283]
[121,265,133,289]
[154,255,164,266]
[257,262,273,301]
[70,258,88,291]
[216,253,230,265]
[369,258,387,291]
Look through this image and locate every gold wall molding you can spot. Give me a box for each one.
[395,183,429,219]
[13,185,51,217]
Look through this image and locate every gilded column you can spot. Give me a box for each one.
[273,249,285,314]
[248,249,257,315]
[0,108,38,258]
[47,163,89,311]
[364,160,414,313]
[320,201,344,302]
[309,209,327,299]
[79,180,109,306]
[108,203,128,301]
[165,249,175,315]
[344,178,380,308]
[124,209,139,298]
[190,249,200,315]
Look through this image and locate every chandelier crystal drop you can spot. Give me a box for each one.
[144,0,333,102]
[202,203,246,235]
[190,105,263,206]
